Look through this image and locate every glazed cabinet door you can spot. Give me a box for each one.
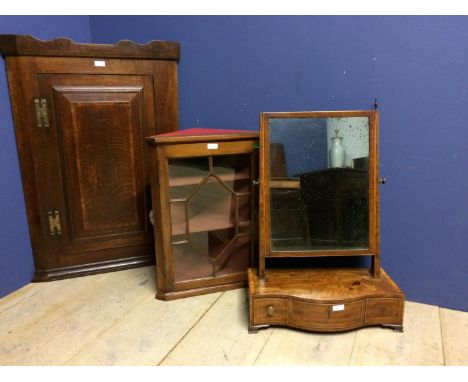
[150,138,258,299]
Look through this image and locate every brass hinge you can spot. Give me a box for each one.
[34,98,50,128]
[48,210,62,236]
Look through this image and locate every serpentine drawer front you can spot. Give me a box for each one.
[251,295,404,331]
[291,300,364,331]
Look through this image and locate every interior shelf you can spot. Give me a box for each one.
[171,214,251,236]
[169,169,251,187]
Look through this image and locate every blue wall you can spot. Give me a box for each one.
[0,16,466,311]
[0,16,91,298]
[90,16,468,311]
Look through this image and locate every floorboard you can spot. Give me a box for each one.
[440,307,468,366]
[349,301,444,365]
[160,288,271,365]
[254,328,356,365]
[0,268,148,365]
[0,268,466,366]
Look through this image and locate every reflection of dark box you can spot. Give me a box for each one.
[353,156,369,169]
[299,168,369,247]
[270,181,309,249]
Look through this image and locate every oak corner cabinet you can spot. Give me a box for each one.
[0,34,180,281]
[146,128,259,300]
[248,110,405,333]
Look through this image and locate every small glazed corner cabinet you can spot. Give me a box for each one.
[146,128,259,300]
[0,35,179,280]
[248,110,405,333]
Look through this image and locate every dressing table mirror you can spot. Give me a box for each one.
[248,111,405,333]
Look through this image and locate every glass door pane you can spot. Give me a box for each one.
[168,154,252,283]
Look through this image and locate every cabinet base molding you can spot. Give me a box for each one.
[32,255,155,282]
[247,267,404,333]
[156,281,247,301]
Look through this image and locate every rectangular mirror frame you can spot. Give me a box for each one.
[259,110,380,279]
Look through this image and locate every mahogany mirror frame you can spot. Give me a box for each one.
[258,110,380,279]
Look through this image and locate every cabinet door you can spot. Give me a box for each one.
[32,74,155,272]
[166,153,253,289]
[153,140,257,297]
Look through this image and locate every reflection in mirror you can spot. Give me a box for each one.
[269,117,369,252]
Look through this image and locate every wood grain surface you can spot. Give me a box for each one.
[0,267,465,366]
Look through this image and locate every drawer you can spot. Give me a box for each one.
[164,140,256,157]
[291,300,364,331]
[253,297,289,325]
[365,298,402,324]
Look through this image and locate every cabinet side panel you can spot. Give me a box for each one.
[148,61,179,291]
[152,145,176,292]
[5,57,48,269]
[148,145,167,293]
[153,60,179,134]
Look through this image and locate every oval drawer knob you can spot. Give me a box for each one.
[267,305,275,316]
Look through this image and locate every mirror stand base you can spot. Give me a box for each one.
[247,267,404,333]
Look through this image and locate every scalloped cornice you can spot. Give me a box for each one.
[0,34,180,60]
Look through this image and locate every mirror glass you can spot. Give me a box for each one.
[269,116,369,252]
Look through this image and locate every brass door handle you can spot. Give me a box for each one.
[378,177,386,184]
[267,305,275,316]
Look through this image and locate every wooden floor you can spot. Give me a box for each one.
[0,266,466,366]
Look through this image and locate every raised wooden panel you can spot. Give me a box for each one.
[55,87,146,242]
[35,74,156,261]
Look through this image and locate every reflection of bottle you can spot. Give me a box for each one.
[329,129,345,168]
